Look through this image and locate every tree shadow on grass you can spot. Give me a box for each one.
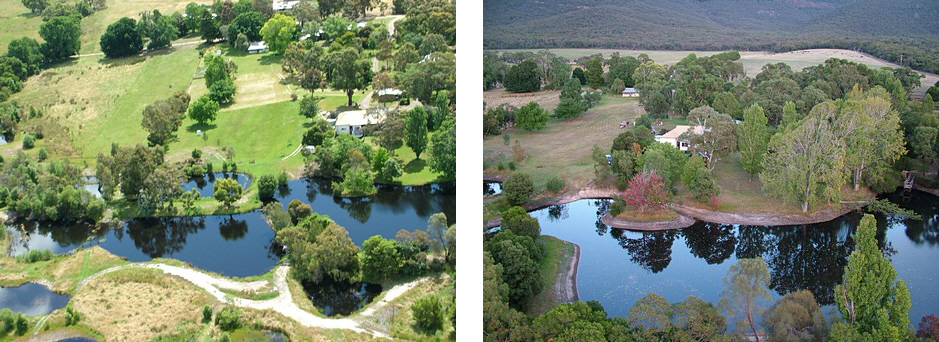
[404,158,426,173]
[258,53,283,65]
[186,122,218,133]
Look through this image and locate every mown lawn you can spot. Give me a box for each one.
[365,134,445,186]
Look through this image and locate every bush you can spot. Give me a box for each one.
[214,306,241,331]
[16,249,53,263]
[208,79,236,104]
[184,164,206,178]
[288,199,312,224]
[37,148,48,162]
[546,177,565,193]
[504,172,534,205]
[277,171,288,188]
[14,315,27,336]
[192,149,202,159]
[22,135,35,149]
[411,296,443,332]
[202,305,212,323]
[206,162,213,174]
[257,174,277,200]
[64,305,81,326]
[609,198,625,217]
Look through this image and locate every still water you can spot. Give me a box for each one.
[8,178,455,278]
[0,283,70,315]
[532,190,938,323]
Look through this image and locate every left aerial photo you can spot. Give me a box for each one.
[0,0,456,339]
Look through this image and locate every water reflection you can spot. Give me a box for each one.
[302,279,382,316]
[8,178,455,278]
[532,190,939,322]
[183,173,253,198]
[0,283,71,316]
[484,181,502,195]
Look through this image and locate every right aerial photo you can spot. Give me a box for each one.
[482,0,939,340]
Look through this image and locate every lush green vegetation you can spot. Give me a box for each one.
[484,0,939,74]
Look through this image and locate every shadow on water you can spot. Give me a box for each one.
[525,190,939,323]
[302,279,382,317]
[8,178,455,278]
[0,283,70,316]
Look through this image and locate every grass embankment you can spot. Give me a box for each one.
[527,236,576,317]
[364,134,446,186]
[383,275,456,341]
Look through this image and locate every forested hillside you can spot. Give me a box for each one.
[484,0,939,73]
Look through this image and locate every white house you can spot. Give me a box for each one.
[272,0,299,11]
[622,87,639,97]
[654,125,703,151]
[248,41,269,54]
[335,110,384,138]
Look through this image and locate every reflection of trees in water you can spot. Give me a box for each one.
[735,226,771,259]
[682,222,736,265]
[547,204,568,222]
[894,191,939,246]
[25,221,100,248]
[611,229,677,273]
[334,196,373,223]
[594,200,610,236]
[302,279,381,316]
[764,224,852,305]
[218,217,248,240]
[124,216,206,258]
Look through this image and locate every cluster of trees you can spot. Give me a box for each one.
[0,152,105,222]
[95,143,187,213]
[0,308,30,337]
[140,92,191,147]
[203,50,238,105]
[270,203,455,286]
[485,213,914,341]
[1,8,87,101]
[100,9,180,58]
[305,105,455,195]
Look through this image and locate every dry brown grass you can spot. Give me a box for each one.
[483,89,562,111]
[483,95,645,191]
[71,267,214,342]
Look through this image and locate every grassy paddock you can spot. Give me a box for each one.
[0,0,42,54]
[483,95,644,191]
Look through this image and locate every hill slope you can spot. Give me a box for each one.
[484,0,939,48]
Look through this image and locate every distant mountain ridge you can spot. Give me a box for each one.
[484,0,939,49]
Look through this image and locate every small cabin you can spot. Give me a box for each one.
[622,88,639,97]
[335,110,384,138]
[248,41,269,54]
[655,125,703,151]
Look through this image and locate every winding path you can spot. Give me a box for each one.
[79,263,434,338]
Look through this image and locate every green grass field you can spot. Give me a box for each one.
[0,0,42,54]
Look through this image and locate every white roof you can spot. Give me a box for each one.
[248,41,268,50]
[272,0,299,10]
[377,88,403,96]
[659,125,703,140]
[622,88,638,93]
[335,110,384,126]
[356,21,367,28]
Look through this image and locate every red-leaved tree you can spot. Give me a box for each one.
[623,171,667,211]
[918,315,939,341]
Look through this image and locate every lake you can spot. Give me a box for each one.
[530,190,939,324]
[7,178,456,278]
[0,283,71,316]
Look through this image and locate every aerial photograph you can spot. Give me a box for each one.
[483,0,939,340]
[0,0,456,340]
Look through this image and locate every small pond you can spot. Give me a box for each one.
[302,279,382,317]
[0,283,71,316]
[484,181,502,196]
[183,173,253,197]
[526,190,939,324]
[8,178,455,278]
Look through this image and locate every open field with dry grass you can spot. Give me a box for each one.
[77,0,212,54]
[492,48,939,98]
[0,0,42,55]
[484,95,644,191]
[484,89,561,111]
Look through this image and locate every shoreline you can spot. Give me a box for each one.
[565,242,579,303]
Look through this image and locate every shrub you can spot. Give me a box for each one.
[411,296,443,332]
[277,171,288,188]
[288,199,312,224]
[192,149,202,159]
[508,161,516,170]
[610,198,625,217]
[16,249,53,263]
[546,177,565,193]
[185,164,206,178]
[14,315,27,336]
[37,148,48,162]
[257,174,277,200]
[206,162,213,174]
[64,305,81,326]
[202,305,212,323]
[214,306,241,331]
[503,172,534,205]
[22,135,35,149]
